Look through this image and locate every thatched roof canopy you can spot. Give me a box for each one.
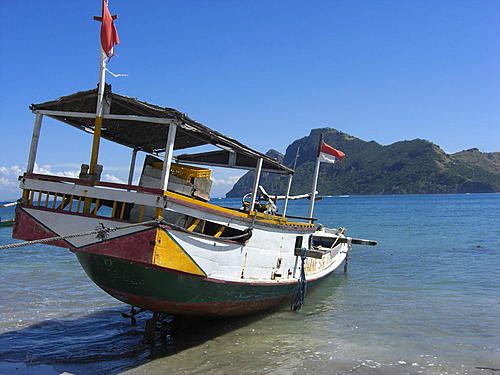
[30,87,292,174]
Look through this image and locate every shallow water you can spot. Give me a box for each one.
[0,194,499,374]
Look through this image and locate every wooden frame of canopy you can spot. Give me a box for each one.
[27,87,297,215]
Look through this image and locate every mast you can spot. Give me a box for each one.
[89,48,107,176]
[85,0,119,213]
[89,0,119,177]
[307,134,323,221]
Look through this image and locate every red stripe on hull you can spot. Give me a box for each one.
[13,206,70,248]
[101,286,291,317]
[13,206,156,264]
[75,229,156,264]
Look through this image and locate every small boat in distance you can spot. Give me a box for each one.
[0,202,16,227]
[0,219,14,227]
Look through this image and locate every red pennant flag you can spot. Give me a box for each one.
[319,141,345,163]
[100,0,120,58]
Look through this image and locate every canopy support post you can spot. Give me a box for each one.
[26,113,43,174]
[157,123,177,218]
[127,148,138,187]
[282,173,293,217]
[160,124,177,191]
[249,158,263,213]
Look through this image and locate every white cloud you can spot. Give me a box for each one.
[0,167,22,197]
[104,174,126,184]
[0,176,17,188]
[0,163,128,200]
[0,165,22,176]
[33,163,80,178]
[0,174,21,201]
[212,175,241,186]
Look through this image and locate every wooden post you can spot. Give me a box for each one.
[127,148,138,186]
[249,158,263,213]
[84,47,107,214]
[283,145,300,217]
[26,113,43,174]
[282,173,293,217]
[89,50,107,175]
[156,124,177,219]
[160,123,177,191]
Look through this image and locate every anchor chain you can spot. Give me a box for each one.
[291,247,308,311]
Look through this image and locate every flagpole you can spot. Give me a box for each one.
[85,0,115,213]
[307,134,324,221]
[89,48,107,176]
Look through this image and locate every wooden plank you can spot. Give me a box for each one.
[21,178,164,208]
[24,173,163,194]
[294,248,327,259]
[187,218,200,231]
[214,226,226,237]
[313,235,377,246]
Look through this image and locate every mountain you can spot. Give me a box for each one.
[226,128,500,197]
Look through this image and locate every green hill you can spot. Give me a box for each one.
[226,128,500,197]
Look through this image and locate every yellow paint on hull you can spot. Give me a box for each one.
[153,228,206,276]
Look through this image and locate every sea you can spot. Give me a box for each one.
[0,194,498,375]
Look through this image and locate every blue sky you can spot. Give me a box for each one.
[0,0,499,200]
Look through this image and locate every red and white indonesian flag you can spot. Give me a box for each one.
[100,0,120,58]
[319,141,345,164]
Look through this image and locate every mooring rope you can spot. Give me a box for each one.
[0,216,255,250]
[0,219,158,250]
[291,247,308,311]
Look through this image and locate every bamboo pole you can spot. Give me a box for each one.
[249,158,263,213]
[26,114,43,174]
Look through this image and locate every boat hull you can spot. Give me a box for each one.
[75,251,319,317]
[14,203,348,317]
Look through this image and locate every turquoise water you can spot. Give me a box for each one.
[0,194,499,374]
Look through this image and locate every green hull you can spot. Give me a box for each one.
[75,251,305,317]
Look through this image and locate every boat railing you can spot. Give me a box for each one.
[19,173,316,229]
[19,173,165,222]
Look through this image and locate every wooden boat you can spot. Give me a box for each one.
[11,87,375,317]
[11,2,375,320]
[0,202,16,226]
[0,219,14,227]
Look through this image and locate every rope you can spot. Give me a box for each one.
[0,216,253,250]
[0,219,158,250]
[291,247,308,311]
